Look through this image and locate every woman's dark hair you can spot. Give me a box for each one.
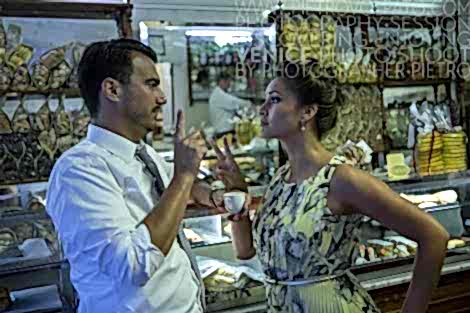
[78,39,158,118]
[279,72,338,136]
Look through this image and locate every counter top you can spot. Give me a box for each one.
[205,249,470,313]
[357,249,470,291]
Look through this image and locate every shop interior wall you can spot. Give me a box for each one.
[147,28,211,132]
[5,18,118,53]
[132,0,270,30]
[133,0,447,32]
[135,0,451,133]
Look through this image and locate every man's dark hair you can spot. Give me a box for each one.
[217,71,231,83]
[78,39,158,117]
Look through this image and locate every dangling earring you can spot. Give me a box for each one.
[300,121,306,132]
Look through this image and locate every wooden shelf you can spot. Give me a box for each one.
[0,1,132,20]
[0,88,81,97]
[0,178,49,188]
[382,79,454,88]
[0,209,49,227]
[0,254,62,276]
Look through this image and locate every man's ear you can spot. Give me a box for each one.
[301,104,318,123]
[101,78,122,102]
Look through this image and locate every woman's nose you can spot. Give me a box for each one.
[259,102,267,115]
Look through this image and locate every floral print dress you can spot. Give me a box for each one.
[252,155,381,313]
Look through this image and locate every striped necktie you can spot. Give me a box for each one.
[135,145,206,309]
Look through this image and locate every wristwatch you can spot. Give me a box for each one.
[209,188,218,207]
[209,188,224,207]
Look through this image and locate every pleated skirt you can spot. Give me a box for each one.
[265,273,381,313]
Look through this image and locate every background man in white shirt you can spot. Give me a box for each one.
[209,72,252,138]
[46,39,222,313]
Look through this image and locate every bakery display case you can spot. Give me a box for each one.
[0,0,133,186]
[0,2,132,311]
[0,185,75,312]
[188,173,470,313]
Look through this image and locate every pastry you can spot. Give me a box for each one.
[11,65,31,91]
[54,105,72,135]
[0,110,11,134]
[38,128,57,160]
[29,102,51,132]
[49,61,72,89]
[11,104,30,133]
[0,66,12,90]
[56,135,74,153]
[31,63,50,90]
[6,44,34,71]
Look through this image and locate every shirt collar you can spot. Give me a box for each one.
[86,124,144,163]
[216,86,227,94]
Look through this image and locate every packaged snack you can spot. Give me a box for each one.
[11,99,30,133]
[6,44,34,71]
[71,104,90,140]
[11,65,31,91]
[38,128,57,160]
[49,60,72,89]
[31,63,50,90]
[0,66,12,90]
[52,95,72,135]
[24,95,50,132]
[0,97,12,135]
[68,42,87,88]
[30,46,68,89]
[40,46,66,69]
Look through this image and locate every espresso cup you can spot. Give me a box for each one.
[223,191,246,215]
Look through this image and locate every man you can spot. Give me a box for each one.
[46,39,220,313]
[209,72,252,138]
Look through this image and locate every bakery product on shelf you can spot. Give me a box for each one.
[442,132,467,173]
[203,267,250,293]
[447,239,465,249]
[183,228,203,244]
[400,189,458,207]
[416,132,444,176]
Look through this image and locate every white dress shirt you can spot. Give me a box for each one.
[209,86,251,134]
[46,124,203,313]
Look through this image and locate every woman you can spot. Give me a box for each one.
[212,74,449,313]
